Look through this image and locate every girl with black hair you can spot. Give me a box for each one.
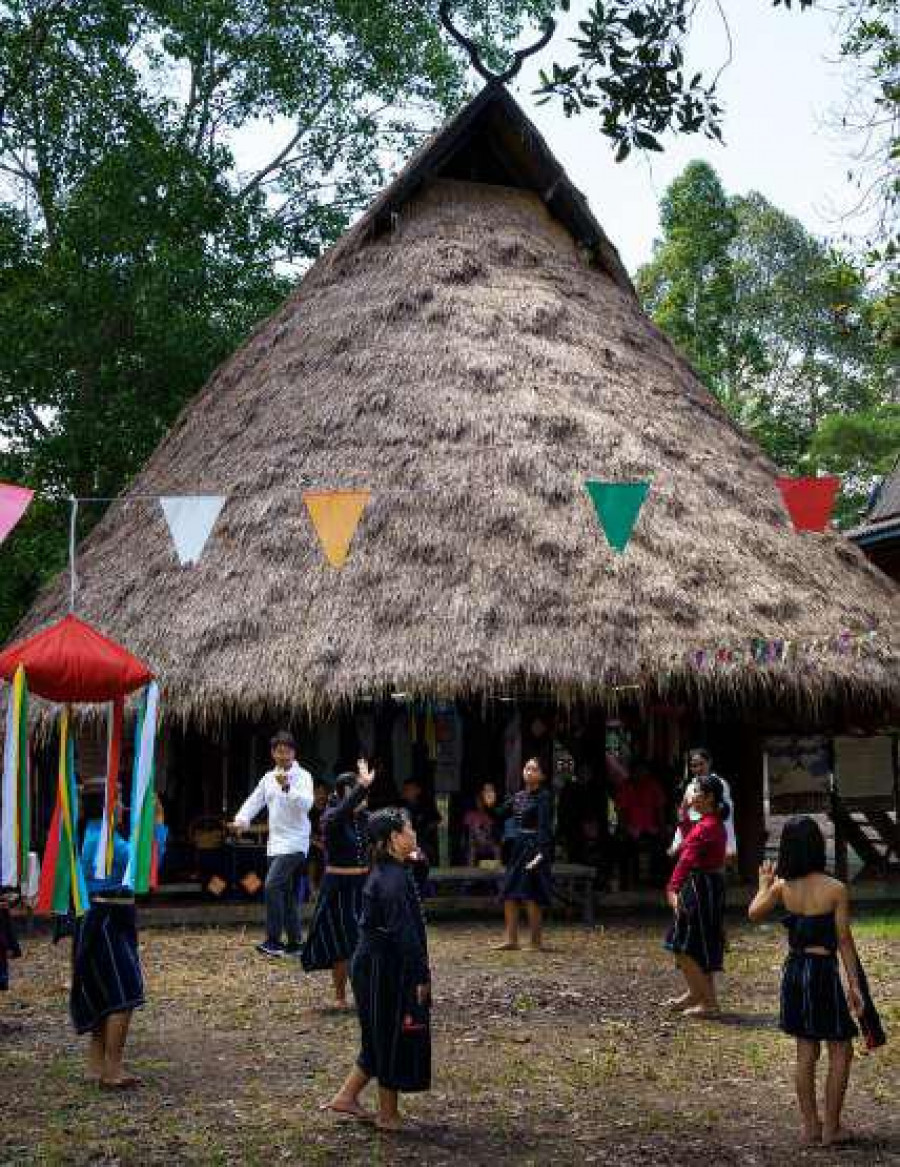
[663,774,728,1016]
[484,758,554,951]
[323,807,431,1131]
[301,760,374,1008]
[748,816,874,1146]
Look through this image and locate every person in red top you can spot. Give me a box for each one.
[614,762,667,888]
[663,774,728,1016]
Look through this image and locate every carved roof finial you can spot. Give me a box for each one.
[438,1,555,86]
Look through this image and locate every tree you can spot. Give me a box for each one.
[636,163,893,522]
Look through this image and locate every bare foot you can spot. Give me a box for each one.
[662,994,697,1013]
[683,1004,720,1018]
[375,1115,403,1132]
[800,1121,823,1145]
[333,999,353,1011]
[822,1126,853,1146]
[99,1074,142,1091]
[320,1097,373,1122]
[493,941,520,951]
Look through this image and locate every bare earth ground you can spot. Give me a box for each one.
[1,914,897,1166]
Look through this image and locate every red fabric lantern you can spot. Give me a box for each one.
[776,476,840,533]
[0,614,152,702]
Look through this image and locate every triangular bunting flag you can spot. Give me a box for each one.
[303,489,371,568]
[160,496,225,564]
[0,483,34,544]
[585,480,651,554]
[776,476,840,533]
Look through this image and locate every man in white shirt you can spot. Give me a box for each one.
[230,731,314,957]
[669,747,738,860]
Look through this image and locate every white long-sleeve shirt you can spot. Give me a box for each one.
[670,774,737,858]
[234,762,314,857]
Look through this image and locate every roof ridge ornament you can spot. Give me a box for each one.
[438,1,555,87]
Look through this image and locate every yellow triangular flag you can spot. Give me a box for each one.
[303,489,371,568]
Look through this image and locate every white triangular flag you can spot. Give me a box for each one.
[160,496,225,565]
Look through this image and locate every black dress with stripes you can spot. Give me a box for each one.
[301,785,369,973]
[351,856,431,1092]
[494,788,554,907]
[779,912,858,1042]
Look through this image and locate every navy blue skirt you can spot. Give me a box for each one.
[665,871,725,973]
[502,835,552,906]
[352,945,431,1093]
[301,872,366,972]
[70,902,145,1034]
[780,952,859,1042]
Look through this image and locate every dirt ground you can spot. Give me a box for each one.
[1,913,897,1166]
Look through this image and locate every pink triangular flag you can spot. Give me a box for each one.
[0,484,34,544]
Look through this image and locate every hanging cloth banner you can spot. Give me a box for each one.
[302,489,371,567]
[0,666,29,887]
[124,681,160,893]
[160,496,225,565]
[776,476,840,533]
[585,480,651,554]
[36,707,89,916]
[0,483,34,545]
[94,697,124,880]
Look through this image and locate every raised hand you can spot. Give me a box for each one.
[758,859,777,889]
[357,758,376,788]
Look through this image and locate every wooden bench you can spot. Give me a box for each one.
[426,863,597,925]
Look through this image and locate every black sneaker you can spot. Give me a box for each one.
[256,941,286,957]
[283,942,303,958]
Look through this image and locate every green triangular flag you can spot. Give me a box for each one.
[585,480,651,554]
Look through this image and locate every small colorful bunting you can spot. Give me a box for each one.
[776,476,840,533]
[585,480,651,554]
[303,489,371,568]
[0,483,34,545]
[160,496,225,565]
[0,665,29,888]
[124,681,160,893]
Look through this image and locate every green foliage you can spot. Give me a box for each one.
[637,162,898,525]
[0,1,552,640]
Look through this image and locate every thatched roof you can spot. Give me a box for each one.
[11,87,900,724]
[847,457,900,547]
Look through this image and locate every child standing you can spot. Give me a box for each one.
[748,816,864,1146]
[323,807,431,1132]
[663,774,728,1016]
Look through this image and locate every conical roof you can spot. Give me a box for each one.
[12,88,899,723]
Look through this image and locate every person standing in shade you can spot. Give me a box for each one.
[70,787,168,1090]
[323,807,431,1132]
[301,760,374,1008]
[485,758,554,952]
[670,748,737,862]
[230,730,314,957]
[663,774,728,1016]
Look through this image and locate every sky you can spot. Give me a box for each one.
[505,0,860,273]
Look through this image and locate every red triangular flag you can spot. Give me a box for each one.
[35,797,63,914]
[776,476,840,532]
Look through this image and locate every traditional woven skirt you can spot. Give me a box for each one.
[351,942,431,1093]
[665,870,725,973]
[0,907,21,991]
[70,902,145,1034]
[300,872,366,972]
[780,951,859,1042]
[501,834,553,906]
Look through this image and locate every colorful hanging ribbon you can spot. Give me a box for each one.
[0,665,29,888]
[94,697,124,880]
[124,682,160,893]
[36,706,89,915]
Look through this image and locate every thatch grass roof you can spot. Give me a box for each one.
[11,88,900,725]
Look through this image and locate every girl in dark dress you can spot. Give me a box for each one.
[323,807,431,1132]
[485,758,554,951]
[301,760,374,1008]
[749,817,870,1147]
[663,774,727,1016]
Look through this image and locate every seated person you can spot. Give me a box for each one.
[399,779,442,868]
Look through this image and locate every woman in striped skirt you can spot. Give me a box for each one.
[663,774,727,1016]
[301,760,373,1008]
[71,787,167,1089]
[749,817,868,1146]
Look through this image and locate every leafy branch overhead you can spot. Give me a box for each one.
[535,0,812,159]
